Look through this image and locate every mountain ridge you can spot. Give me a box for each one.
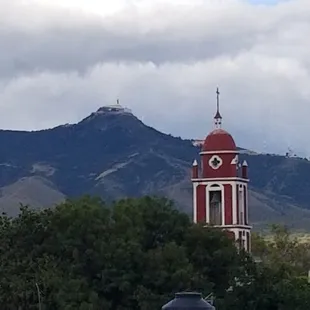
[0,107,310,231]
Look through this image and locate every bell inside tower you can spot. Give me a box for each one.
[209,190,222,225]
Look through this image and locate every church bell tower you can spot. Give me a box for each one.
[191,88,252,251]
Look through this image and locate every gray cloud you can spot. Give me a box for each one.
[0,0,310,156]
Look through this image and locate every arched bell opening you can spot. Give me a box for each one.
[209,189,222,225]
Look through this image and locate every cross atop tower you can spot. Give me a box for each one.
[214,87,222,128]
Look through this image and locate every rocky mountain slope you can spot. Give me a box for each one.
[1,107,310,231]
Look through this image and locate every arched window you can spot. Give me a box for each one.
[209,187,222,225]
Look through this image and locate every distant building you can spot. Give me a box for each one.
[192,139,204,147]
[191,88,252,252]
[96,99,132,115]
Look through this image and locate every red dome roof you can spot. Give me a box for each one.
[202,128,236,152]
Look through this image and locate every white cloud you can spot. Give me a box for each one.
[0,0,310,156]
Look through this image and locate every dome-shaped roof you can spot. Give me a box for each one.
[202,128,236,152]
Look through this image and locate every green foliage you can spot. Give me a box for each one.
[243,224,310,310]
[0,196,238,309]
[252,224,310,276]
[1,199,310,309]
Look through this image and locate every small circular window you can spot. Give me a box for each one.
[208,155,223,170]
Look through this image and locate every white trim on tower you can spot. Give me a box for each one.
[192,177,249,183]
[206,187,209,223]
[232,183,237,224]
[221,186,225,225]
[200,150,240,155]
[238,185,245,225]
[193,183,198,223]
[245,184,249,224]
[193,180,247,186]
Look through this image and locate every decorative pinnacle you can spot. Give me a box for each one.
[214,87,222,128]
[214,87,222,119]
[192,159,198,166]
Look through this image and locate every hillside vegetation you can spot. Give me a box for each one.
[1,108,310,230]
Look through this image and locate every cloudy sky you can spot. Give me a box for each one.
[0,0,309,156]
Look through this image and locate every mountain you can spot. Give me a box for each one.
[0,176,65,217]
[1,106,310,231]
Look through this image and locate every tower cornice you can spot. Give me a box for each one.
[203,224,252,230]
[191,177,249,183]
[200,150,240,155]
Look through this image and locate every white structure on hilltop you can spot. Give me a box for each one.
[96,99,132,115]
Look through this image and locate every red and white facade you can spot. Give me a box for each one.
[191,89,252,252]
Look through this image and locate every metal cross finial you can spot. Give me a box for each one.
[214,87,222,128]
[216,87,220,113]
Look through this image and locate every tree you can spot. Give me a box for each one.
[252,224,310,277]
[2,198,310,309]
[0,196,240,309]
